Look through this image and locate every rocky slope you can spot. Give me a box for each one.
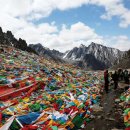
[0,27,37,54]
[112,49,130,69]
[63,43,124,70]
[29,43,64,63]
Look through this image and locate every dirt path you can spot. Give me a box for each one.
[84,82,128,130]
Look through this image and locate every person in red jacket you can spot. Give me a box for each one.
[104,70,109,93]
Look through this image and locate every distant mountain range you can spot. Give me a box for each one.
[29,43,125,70]
[29,43,64,63]
[0,26,127,70]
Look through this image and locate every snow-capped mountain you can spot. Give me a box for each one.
[63,42,125,69]
[30,42,125,70]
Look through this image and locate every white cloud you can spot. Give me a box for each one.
[89,0,130,28]
[59,22,100,41]
[0,0,31,17]
[0,13,30,33]
[14,22,104,52]
[105,35,130,51]
[0,0,130,27]
[48,22,104,51]
[15,23,58,44]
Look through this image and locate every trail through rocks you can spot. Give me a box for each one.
[84,83,127,130]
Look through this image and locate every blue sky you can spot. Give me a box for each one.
[36,3,130,38]
[0,0,130,52]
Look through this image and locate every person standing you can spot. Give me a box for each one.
[104,70,109,93]
[112,71,119,90]
[124,70,129,84]
[120,69,124,81]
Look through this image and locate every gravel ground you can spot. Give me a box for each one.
[83,81,129,130]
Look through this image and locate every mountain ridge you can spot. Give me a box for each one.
[29,42,125,70]
[0,26,126,70]
[0,27,37,54]
[62,42,124,69]
[29,43,64,63]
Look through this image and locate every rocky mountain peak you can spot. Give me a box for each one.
[79,44,86,48]
[35,43,43,47]
[0,27,3,34]
[63,42,125,69]
[88,42,103,48]
[0,26,37,54]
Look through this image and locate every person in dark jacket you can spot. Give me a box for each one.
[124,70,129,84]
[120,70,124,81]
[104,70,109,93]
[112,71,119,90]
